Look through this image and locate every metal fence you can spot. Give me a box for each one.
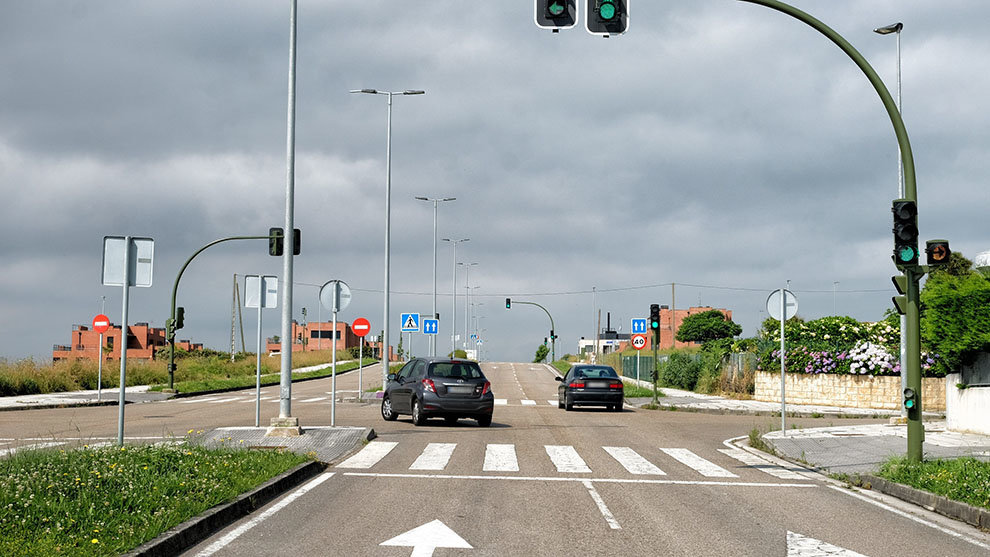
[621,352,758,386]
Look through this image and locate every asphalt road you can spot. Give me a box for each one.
[161,362,988,557]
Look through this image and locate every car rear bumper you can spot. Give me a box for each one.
[421,393,494,417]
[567,390,624,407]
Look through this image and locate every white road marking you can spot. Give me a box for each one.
[207,397,243,404]
[546,445,591,473]
[604,446,666,475]
[494,399,507,405]
[521,399,536,406]
[786,531,868,556]
[483,444,519,472]
[583,480,621,530]
[195,472,335,556]
[178,397,221,404]
[410,443,457,471]
[660,448,738,478]
[1,441,66,457]
[300,397,328,403]
[547,400,557,406]
[343,472,819,489]
[718,448,808,480]
[336,441,398,469]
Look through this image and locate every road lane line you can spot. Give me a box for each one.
[494,399,507,405]
[195,472,335,556]
[583,480,621,529]
[547,400,557,406]
[178,397,221,404]
[484,444,519,472]
[604,447,666,475]
[521,399,536,406]
[206,397,243,404]
[335,441,398,469]
[410,443,457,471]
[342,472,819,488]
[300,397,328,403]
[546,445,591,473]
[717,448,808,480]
[660,448,738,478]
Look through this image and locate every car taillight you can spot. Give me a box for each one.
[569,382,585,388]
[610,382,623,389]
[422,378,436,393]
[475,381,491,395]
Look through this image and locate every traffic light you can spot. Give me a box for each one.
[535,0,577,31]
[892,199,918,267]
[649,304,660,331]
[165,318,175,340]
[175,307,185,330]
[269,227,301,256]
[505,298,511,309]
[550,329,555,340]
[891,275,908,315]
[926,239,951,266]
[903,387,919,417]
[587,0,629,36]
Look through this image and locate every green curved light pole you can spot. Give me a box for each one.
[508,300,556,363]
[167,234,271,390]
[738,0,922,461]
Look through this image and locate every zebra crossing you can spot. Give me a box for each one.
[172,395,575,407]
[337,440,811,481]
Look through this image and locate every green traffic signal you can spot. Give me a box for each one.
[599,0,616,20]
[897,245,917,263]
[547,1,565,16]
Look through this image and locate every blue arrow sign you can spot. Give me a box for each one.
[631,318,648,335]
[400,313,420,332]
[423,319,439,335]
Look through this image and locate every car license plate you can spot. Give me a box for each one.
[447,385,474,395]
[586,380,608,389]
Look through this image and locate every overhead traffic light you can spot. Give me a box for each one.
[926,239,951,266]
[587,0,629,36]
[891,200,918,267]
[175,306,185,330]
[505,298,511,309]
[269,227,301,256]
[535,0,577,31]
[649,304,660,331]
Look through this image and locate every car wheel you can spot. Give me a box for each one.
[477,415,492,427]
[557,396,564,409]
[411,399,426,426]
[381,396,397,421]
[444,416,459,426]
[564,396,573,411]
[614,403,623,412]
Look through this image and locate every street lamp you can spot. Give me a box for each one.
[350,88,425,384]
[442,238,470,356]
[459,262,478,350]
[416,196,456,356]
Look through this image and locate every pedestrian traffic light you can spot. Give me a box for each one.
[926,239,951,266]
[586,0,629,36]
[505,298,511,309]
[892,199,918,267]
[535,0,577,31]
[903,387,919,417]
[269,227,301,256]
[175,306,185,330]
[649,304,660,331]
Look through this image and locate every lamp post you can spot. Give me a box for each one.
[874,21,907,415]
[443,238,470,356]
[459,262,478,349]
[350,88,425,384]
[416,196,456,356]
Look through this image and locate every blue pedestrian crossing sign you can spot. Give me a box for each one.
[631,318,648,335]
[400,313,420,332]
[423,318,439,335]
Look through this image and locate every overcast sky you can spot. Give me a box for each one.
[2,1,987,363]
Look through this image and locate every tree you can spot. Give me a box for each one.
[533,344,550,363]
[676,310,742,345]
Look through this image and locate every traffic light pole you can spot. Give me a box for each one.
[738,0,921,460]
[507,300,556,363]
[167,234,271,391]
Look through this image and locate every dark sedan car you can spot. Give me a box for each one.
[381,357,494,426]
[556,364,624,411]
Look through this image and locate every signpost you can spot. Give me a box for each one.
[92,314,110,401]
[767,288,798,434]
[352,317,371,401]
[401,313,420,363]
[423,318,439,336]
[245,275,278,427]
[102,236,154,446]
[320,280,351,426]
[631,333,647,382]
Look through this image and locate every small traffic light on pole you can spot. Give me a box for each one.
[505,298,511,309]
[892,200,919,267]
[926,239,951,266]
[269,227,301,256]
[903,387,919,418]
[891,276,908,315]
[535,0,577,31]
[586,0,629,36]
[649,304,660,331]
[175,307,185,330]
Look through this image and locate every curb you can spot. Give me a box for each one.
[0,400,123,413]
[159,361,380,399]
[124,460,327,557]
[855,474,990,531]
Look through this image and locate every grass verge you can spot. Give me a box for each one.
[148,358,377,394]
[551,360,571,374]
[624,383,664,398]
[877,456,990,511]
[0,442,309,556]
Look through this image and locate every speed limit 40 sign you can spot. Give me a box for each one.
[631,334,647,351]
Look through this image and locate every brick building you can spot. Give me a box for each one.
[265,321,396,361]
[52,322,201,362]
[579,306,735,357]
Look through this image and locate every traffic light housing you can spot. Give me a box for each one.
[891,275,908,315]
[892,199,918,267]
[535,0,577,31]
[505,298,511,309]
[926,239,951,266]
[903,387,919,418]
[587,0,629,36]
[269,227,301,256]
[649,304,660,331]
[175,307,185,330]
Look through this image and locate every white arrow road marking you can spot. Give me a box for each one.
[380,519,472,557]
[786,531,869,556]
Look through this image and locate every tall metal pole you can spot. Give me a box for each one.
[331,306,337,426]
[431,200,437,356]
[383,92,393,380]
[117,237,131,446]
[277,0,297,424]
[255,280,263,428]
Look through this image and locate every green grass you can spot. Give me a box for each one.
[0,442,309,556]
[148,358,377,394]
[551,360,571,374]
[624,383,664,398]
[877,456,990,510]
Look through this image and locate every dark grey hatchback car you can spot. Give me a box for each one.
[381,357,494,426]
[556,364,624,411]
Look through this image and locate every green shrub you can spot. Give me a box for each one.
[921,272,990,375]
[659,352,701,390]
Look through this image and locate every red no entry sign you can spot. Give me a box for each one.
[92,314,111,334]
[631,334,647,351]
[352,317,371,337]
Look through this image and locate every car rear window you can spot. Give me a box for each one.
[572,367,618,379]
[429,362,484,379]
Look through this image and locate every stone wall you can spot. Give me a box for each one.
[754,371,945,411]
[946,373,990,434]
